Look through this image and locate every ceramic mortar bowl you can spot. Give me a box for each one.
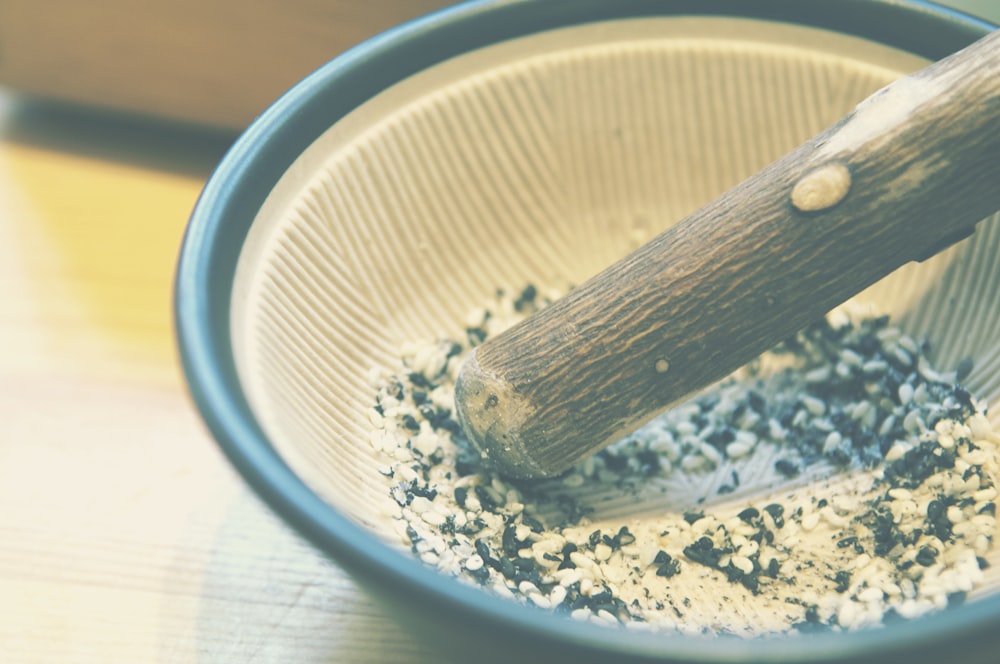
[175,1,1000,661]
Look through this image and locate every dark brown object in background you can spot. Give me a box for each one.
[0,0,453,130]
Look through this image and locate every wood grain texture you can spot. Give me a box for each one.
[456,30,1000,479]
[0,92,449,663]
[0,0,452,129]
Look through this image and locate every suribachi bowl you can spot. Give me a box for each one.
[175,1,1000,662]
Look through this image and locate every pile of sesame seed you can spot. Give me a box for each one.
[367,286,999,636]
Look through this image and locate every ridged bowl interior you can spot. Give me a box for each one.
[229,15,1000,631]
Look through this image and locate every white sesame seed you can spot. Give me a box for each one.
[802,396,827,416]
[974,487,998,502]
[903,409,924,433]
[882,442,906,464]
[857,587,884,603]
[732,556,754,575]
[594,543,613,562]
[409,496,433,514]
[596,610,619,625]
[726,441,753,459]
[805,367,832,383]
[862,359,889,374]
[946,505,966,524]
[801,511,822,531]
[821,507,848,527]
[699,442,723,466]
[680,455,705,472]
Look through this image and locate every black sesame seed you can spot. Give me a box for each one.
[601,451,629,471]
[955,357,975,382]
[775,459,800,478]
[558,557,577,571]
[616,526,637,547]
[683,511,704,525]
[401,414,420,432]
[833,570,851,593]
[766,558,781,578]
[475,538,493,560]
[409,484,438,501]
[521,515,545,533]
[950,386,977,420]
[466,327,487,346]
[915,546,938,567]
[947,592,967,607]
[926,499,953,541]
[706,428,735,450]
[657,558,680,577]
[740,572,760,593]
[497,557,516,578]
[513,284,538,312]
[439,417,462,436]
[501,523,520,557]
[763,503,785,528]
[454,458,478,477]
[683,537,726,568]
[390,483,411,507]
[462,517,487,536]
[387,380,405,400]
[408,372,434,389]
[474,485,499,511]
[469,564,491,582]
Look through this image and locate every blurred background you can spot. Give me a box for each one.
[0,0,995,131]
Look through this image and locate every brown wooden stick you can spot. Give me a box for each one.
[454,29,1000,480]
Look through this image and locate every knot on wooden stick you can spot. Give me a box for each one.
[791,162,852,212]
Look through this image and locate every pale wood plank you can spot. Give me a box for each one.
[0,0,454,129]
[0,91,449,662]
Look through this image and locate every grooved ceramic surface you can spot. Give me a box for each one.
[229,15,999,570]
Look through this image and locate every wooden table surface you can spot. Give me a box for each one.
[0,94,449,663]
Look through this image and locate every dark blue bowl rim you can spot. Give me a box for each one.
[175,1,998,661]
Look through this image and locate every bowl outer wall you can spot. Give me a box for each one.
[174,0,998,662]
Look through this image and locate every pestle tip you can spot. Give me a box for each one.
[454,349,555,480]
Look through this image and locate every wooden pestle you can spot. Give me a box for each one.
[454,30,1000,480]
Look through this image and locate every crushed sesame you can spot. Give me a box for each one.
[367,285,998,636]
